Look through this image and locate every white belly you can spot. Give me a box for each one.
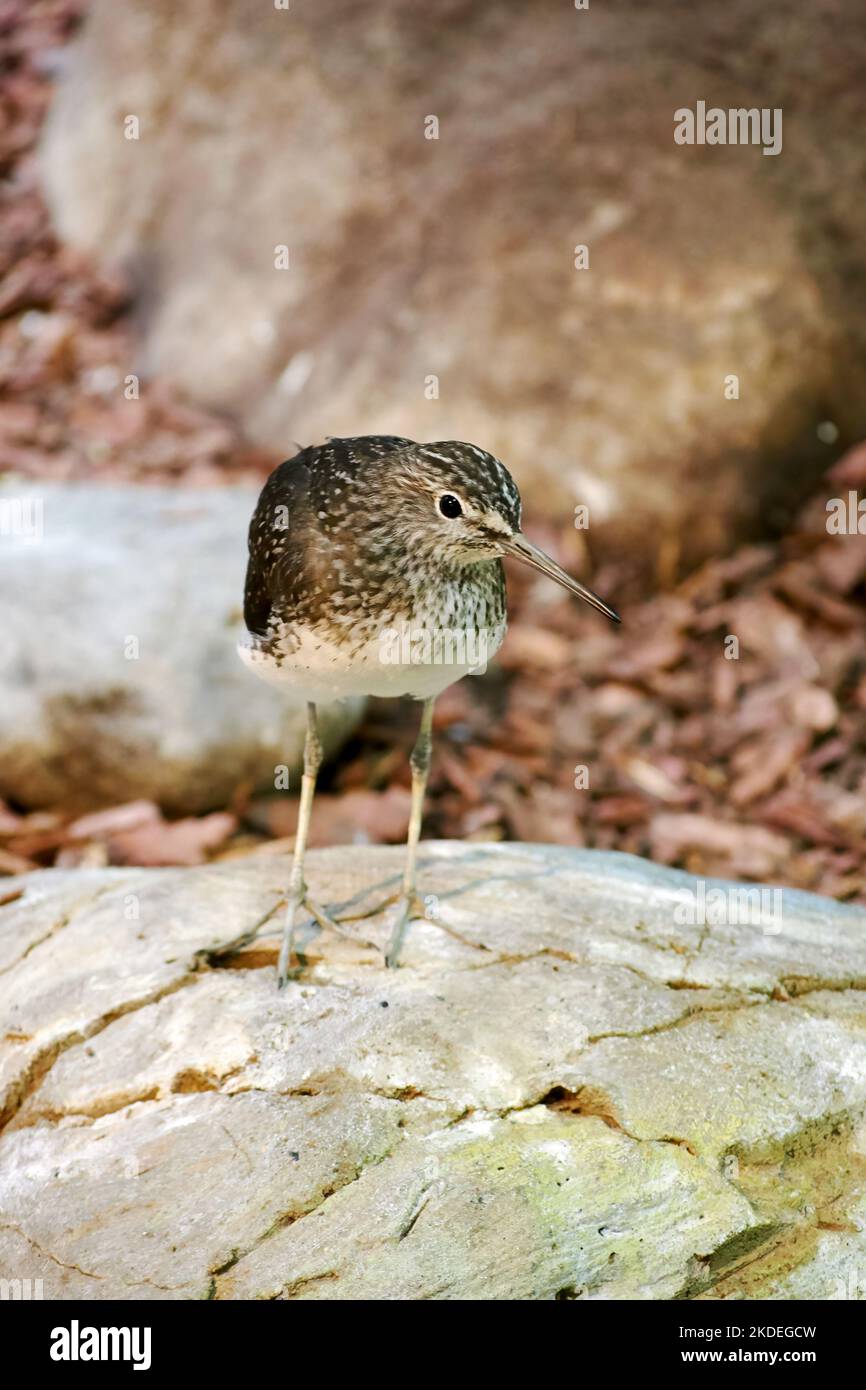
[238,619,505,703]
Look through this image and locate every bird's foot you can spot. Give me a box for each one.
[277,890,382,986]
[197,893,372,985]
[384,890,427,969]
[332,888,428,967]
[303,898,380,950]
[195,899,288,967]
[337,887,432,925]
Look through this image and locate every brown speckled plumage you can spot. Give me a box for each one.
[241,436,521,697]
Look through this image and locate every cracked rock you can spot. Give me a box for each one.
[1,842,866,1299]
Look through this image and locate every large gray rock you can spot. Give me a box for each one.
[1,842,865,1300]
[0,483,361,813]
[38,0,866,564]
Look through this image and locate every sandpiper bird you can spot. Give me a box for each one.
[218,436,619,985]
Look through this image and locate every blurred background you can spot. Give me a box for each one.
[1,0,865,903]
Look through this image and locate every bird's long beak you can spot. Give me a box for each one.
[501,533,621,623]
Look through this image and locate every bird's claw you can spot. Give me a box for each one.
[198,893,373,985]
[384,891,427,969]
[327,889,427,967]
[196,899,288,966]
[278,890,373,984]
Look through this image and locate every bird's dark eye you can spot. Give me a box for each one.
[438,494,463,519]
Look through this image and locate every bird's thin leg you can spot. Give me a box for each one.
[384,696,435,968]
[198,701,377,974]
[277,700,326,985]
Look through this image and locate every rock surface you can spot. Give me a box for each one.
[0,482,361,814]
[1,841,866,1300]
[39,0,866,562]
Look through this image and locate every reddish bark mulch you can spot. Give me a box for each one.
[2,1,865,903]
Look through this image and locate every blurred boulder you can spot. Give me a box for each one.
[39,0,866,566]
[0,483,362,814]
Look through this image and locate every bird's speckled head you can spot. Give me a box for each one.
[367,440,523,564]
[244,434,620,636]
